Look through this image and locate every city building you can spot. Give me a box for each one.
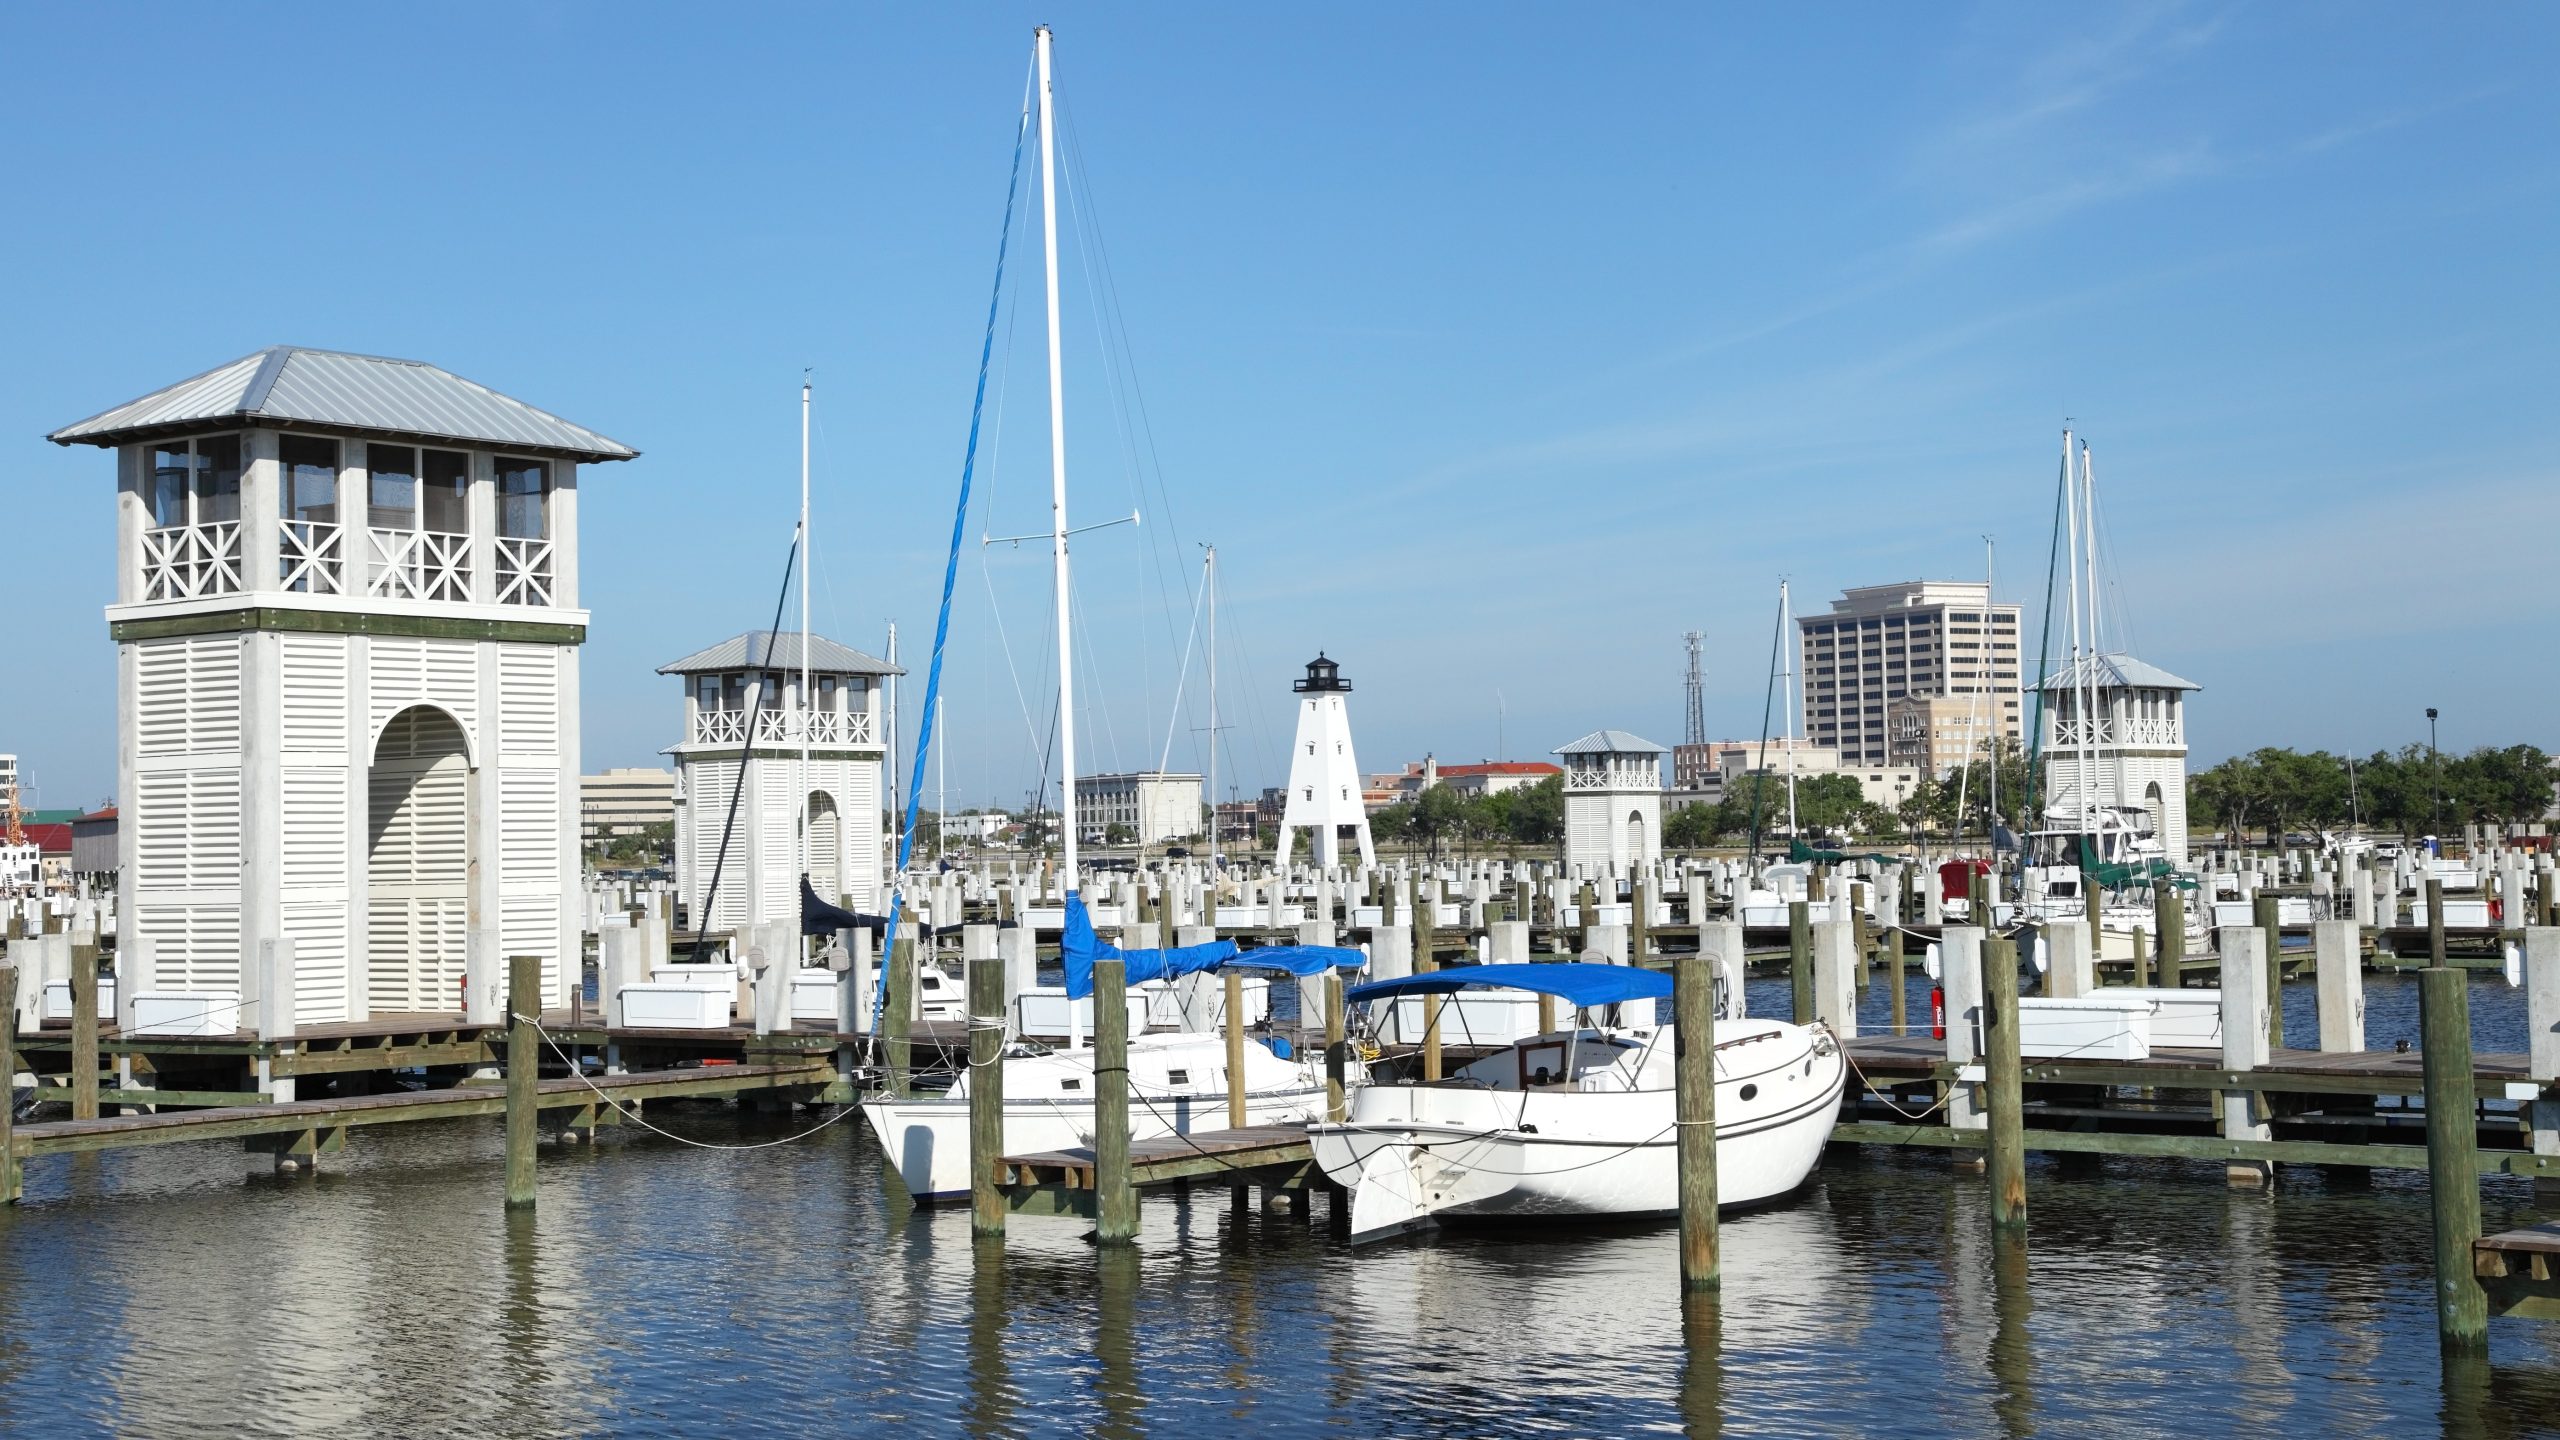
[1800,580,2022,768]
[1375,755,1561,804]
[1215,799,1260,845]
[1074,772,1202,846]
[1277,654,1376,869]
[938,811,1010,845]
[2039,653,2198,864]
[663,631,898,924]
[1676,739,1920,812]
[71,806,119,879]
[1885,693,2005,777]
[49,345,634,1023]
[580,768,675,843]
[1555,729,1666,875]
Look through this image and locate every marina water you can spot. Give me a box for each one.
[0,971,2554,1436]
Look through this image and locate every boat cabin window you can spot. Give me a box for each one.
[1166,1069,1189,1086]
[1059,1077,1081,1091]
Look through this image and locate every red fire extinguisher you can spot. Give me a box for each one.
[1930,985,1946,1041]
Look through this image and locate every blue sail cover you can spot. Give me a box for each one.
[1061,893,1240,1000]
[1217,945,1367,978]
[1346,962,1671,1010]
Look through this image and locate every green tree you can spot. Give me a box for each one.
[1505,774,1564,846]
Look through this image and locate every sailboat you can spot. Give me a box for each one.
[2014,431,2205,961]
[1309,964,1846,1242]
[861,26,1349,1203]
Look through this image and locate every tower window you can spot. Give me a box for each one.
[496,458,550,539]
[280,436,339,524]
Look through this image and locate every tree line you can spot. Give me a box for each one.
[2187,744,2551,844]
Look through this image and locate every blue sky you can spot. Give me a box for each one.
[3,3,2553,814]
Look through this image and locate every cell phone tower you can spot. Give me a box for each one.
[1682,631,1707,746]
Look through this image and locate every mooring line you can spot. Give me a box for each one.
[513,1012,868,1153]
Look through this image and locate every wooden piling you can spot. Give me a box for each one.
[504,953,539,1210]
[2255,891,2284,1047]
[2427,877,2448,967]
[1788,900,1813,1024]
[2419,965,2486,1352]
[1983,936,2028,1231]
[2156,881,2185,989]
[1094,955,1137,1245]
[70,939,99,1121]
[1324,972,1347,1124]
[1414,871,1441,1083]
[968,949,1005,1238]
[886,932,915,1099]
[1631,876,1652,967]
[1224,969,1246,1130]
[2130,925,2150,989]
[1675,942,1720,1290]
[0,965,17,1204]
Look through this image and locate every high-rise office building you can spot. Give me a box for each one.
[1800,581,2021,769]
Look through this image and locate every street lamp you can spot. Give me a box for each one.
[2426,707,2441,832]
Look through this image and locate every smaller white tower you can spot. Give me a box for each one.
[663,632,899,931]
[2038,653,2199,864]
[1276,654,1374,870]
[1556,730,1668,877]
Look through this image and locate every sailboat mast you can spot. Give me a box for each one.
[1983,534,1998,860]
[799,375,812,892]
[1036,24,1081,893]
[1780,579,1798,837]
[2060,430,2086,847]
[2068,443,2088,835]
[1204,544,1217,864]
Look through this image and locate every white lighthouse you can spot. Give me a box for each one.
[662,632,898,930]
[2038,653,2198,865]
[1556,730,1668,877]
[48,345,634,1026]
[1275,654,1374,870]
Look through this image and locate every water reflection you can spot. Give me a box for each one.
[0,1104,2553,1435]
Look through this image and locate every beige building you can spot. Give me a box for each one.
[1801,580,2022,768]
[1885,693,2004,777]
[1074,771,1203,846]
[581,767,675,842]
[1684,738,1920,811]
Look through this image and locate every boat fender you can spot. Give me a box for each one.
[2504,942,2522,988]
[1922,943,1942,981]
[1930,986,1946,1042]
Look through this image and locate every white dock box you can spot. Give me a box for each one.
[2015,996,2154,1060]
[651,962,739,993]
[1014,987,1149,1037]
[130,990,242,1037]
[789,971,842,1022]
[619,984,732,1029]
[2109,986,2222,1047]
[41,977,117,1023]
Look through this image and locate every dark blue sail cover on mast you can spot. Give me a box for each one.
[1061,892,1238,999]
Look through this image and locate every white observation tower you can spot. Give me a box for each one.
[1275,654,1374,870]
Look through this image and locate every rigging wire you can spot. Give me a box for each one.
[873,84,1032,1029]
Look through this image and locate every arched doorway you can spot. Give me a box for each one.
[1627,811,1646,869]
[369,705,471,1013]
[806,790,841,901]
[2143,781,2166,845]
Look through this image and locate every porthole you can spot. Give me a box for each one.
[1739,1084,1759,1101]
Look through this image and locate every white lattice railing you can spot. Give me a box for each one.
[2051,717,2181,748]
[139,522,243,600]
[495,535,554,606]
[367,527,472,602]
[690,707,880,747]
[1567,770,1610,789]
[278,519,345,594]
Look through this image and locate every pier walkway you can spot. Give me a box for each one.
[998,1124,1317,1218]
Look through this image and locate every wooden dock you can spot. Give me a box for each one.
[997,1124,1316,1218]
[1832,1035,2555,1177]
[2477,1223,2560,1321]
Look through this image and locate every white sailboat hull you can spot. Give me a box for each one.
[1308,1021,1845,1241]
